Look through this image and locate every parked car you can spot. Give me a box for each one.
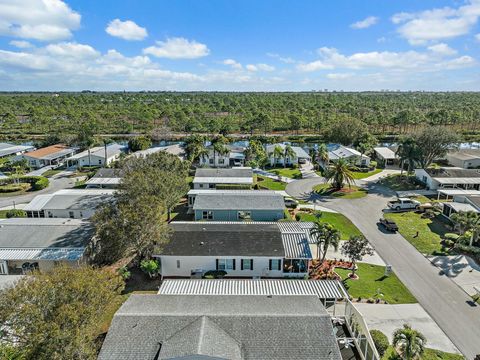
[284,197,298,208]
[379,218,398,232]
[387,198,421,211]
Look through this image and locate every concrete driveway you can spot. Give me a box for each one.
[286,177,480,358]
[355,303,460,354]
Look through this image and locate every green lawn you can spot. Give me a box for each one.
[42,169,63,177]
[379,174,424,191]
[336,263,417,304]
[256,175,286,190]
[384,212,449,255]
[383,346,464,360]
[313,183,367,199]
[352,168,382,179]
[267,167,302,179]
[296,211,362,240]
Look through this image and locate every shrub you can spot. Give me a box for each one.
[444,233,460,241]
[117,265,131,280]
[140,259,159,278]
[6,209,27,218]
[203,270,227,279]
[18,176,49,190]
[295,213,301,221]
[370,329,389,357]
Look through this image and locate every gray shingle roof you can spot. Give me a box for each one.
[193,191,285,211]
[426,167,480,178]
[98,294,342,360]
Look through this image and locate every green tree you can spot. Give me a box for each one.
[392,324,426,360]
[354,132,377,164]
[340,235,374,277]
[324,116,367,145]
[283,145,296,167]
[75,118,98,167]
[324,158,355,189]
[309,221,340,261]
[0,266,124,360]
[272,145,283,167]
[396,137,420,175]
[128,136,152,152]
[450,211,480,246]
[413,126,459,169]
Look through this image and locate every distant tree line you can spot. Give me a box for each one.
[0,92,479,139]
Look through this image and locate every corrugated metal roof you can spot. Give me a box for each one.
[282,233,312,258]
[193,177,254,184]
[374,147,397,160]
[445,202,479,213]
[85,177,121,185]
[23,194,54,211]
[0,247,85,260]
[437,177,480,184]
[188,189,276,195]
[193,192,285,211]
[158,279,346,299]
[438,189,480,196]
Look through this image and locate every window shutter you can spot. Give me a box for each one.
[250,259,253,270]
[269,259,272,270]
[216,259,219,270]
[232,259,236,270]
[240,259,244,270]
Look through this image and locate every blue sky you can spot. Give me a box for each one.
[0,0,479,91]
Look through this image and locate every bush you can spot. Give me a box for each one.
[370,329,389,357]
[6,209,27,218]
[203,270,227,279]
[140,259,159,278]
[128,136,152,152]
[454,243,480,262]
[295,213,301,221]
[117,265,131,280]
[444,233,460,241]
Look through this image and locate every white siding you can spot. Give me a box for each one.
[158,255,285,278]
[414,169,438,189]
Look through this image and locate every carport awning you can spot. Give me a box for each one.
[0,247,85,261]
[436,177,480,185]
[445,202,479,213]
[437,189,480,196]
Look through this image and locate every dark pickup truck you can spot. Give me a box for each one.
[379,218,399,232]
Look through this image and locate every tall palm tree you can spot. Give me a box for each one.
[451,211,480,246]
[324,158,355,190]
[392,324,426,360]
[317,143,329,169]
[309,221,341,262]
[284,145,296,168]
[396,137,419,175]
[272,145,284,167]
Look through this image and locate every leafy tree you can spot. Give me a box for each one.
[354,132,377,162]
[309,221,340,261]
[183,134,207,163]
[0,265,124,360]
[324,116,367,145]
[396,137,420,175]
[340,235,374,277]
[324,158,355,189]
[450,211,480,246]
[272,145,283,167]
[75,118,99,167]
[283,145,296,167]
[128,136,152,152]
[140,259,160,278]
[392,324,426,360]
[413,126,459,169]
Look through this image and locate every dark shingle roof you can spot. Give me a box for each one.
[195,167,253,179]
[91,168,124,179]
[426,167,480,178]
[162,222,284,257]
[98,294,342,360]
[193,191,285,211]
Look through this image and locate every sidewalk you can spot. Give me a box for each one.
[361,169,401,182]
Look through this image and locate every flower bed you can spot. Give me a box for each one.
[308,259,353,280]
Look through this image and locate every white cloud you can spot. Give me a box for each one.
[326,73,354,79]
[105,19,147,41]
[427,43,457,56]
[0,0,80,41]
[476,33,480,41]
[350,16,379,29]
[267,53,296,64]
[223,59,242,69]
[246,63,275,72]
[297,46,474,72]
[45,42,99,59]
[438,55,476,69]
[9,40,33,48]
[377,37,387,43]
[391,1,480,44]
[143,37,209,59]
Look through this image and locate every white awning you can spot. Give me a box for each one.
[438,189,480,196]
[374,147,397,160]
[85,177,121,185]
[193,177,253,184]
[0,247,85,261]
[436,177,480,185]
[158,279,347,299]
[281,233,312,259]
[445,202,480,213]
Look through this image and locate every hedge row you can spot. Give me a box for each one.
[0,176,49,191]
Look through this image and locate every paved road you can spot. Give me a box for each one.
[0,173,78,209]
[286,179,480,359]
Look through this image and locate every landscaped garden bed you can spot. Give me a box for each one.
[379,174,425,191]
[308,259,353,280]
[313,183,367,199]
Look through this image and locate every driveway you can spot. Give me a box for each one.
[355,303,460,354]
[287,178,480,358]
[0,172,80,209]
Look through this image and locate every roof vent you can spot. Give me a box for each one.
[199,241,205,246]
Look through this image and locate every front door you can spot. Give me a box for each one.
[0,260,9,275]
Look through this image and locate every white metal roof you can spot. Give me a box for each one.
[23,189,115,211]
[85,177,121,185]
[158,279,347,299]
[67,144,125,161]
[436,178,480,185]
[0,247,85,261]
[445,202,480,213]
[374,147,397,160]
[187,189,276,195]
[282,233,312,258]
[438,189,480,196]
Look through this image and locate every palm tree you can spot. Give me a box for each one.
[324,158,355,190]
[317,143,329,169]
[183,135,206,163]
[213,142,230,166]
[284,145,296,168]
[451,211,480,246]
[392,324,426,360]
[396,137,419,175]
[309,221,341,262]
[272,145,284,167]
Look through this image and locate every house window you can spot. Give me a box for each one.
[241,259,253,270]
[176,260,181,269]
[209,184,215,189]
[48,211,53,218]
[79,211,83,218]
[237,211,252,221]
[217,259,235,271]
[209,158,214,164]
[218,158,225,164]
[269,259,281,271]
[98,159,102,165]
[69,211,74,219]
[202,211,213,220]
[199,184,204,188]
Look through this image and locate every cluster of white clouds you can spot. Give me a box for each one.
[0,0,478,90]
